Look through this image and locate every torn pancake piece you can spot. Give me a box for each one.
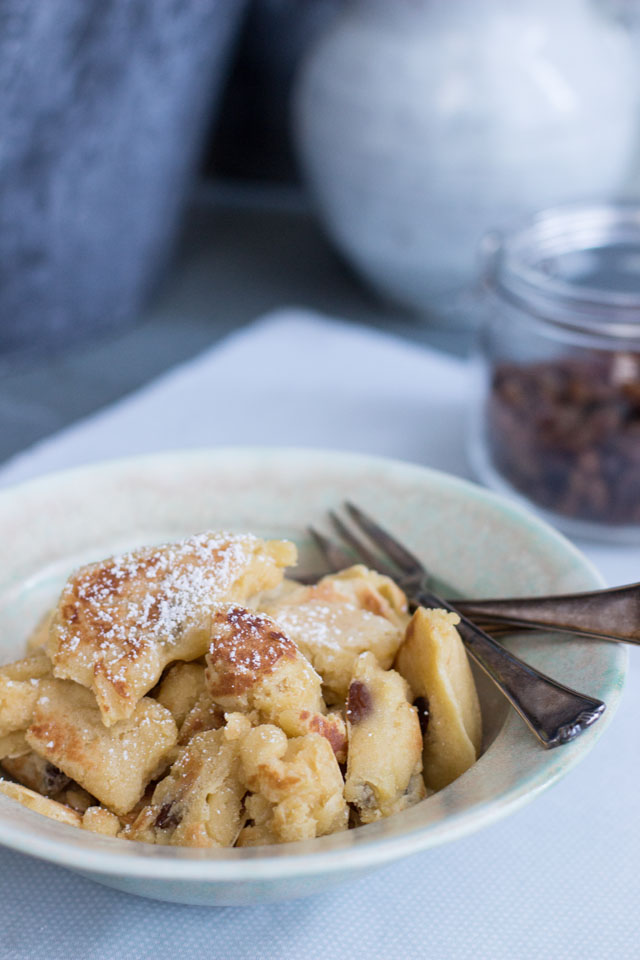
[395,607,482,791]
[155,661,207,729]
[177,692,224,745]
[125,725,246,847]
[205,606,347,760]
[0,779,82,828]
[26,609,55,653]
[0,653,52,739]
[82,805,121,837]
[344,652,425,824]
[317,566,409,629]
[25,679,177,815]
[237,725,348,846]
[0,751,70,797]
[0,731,30,760]
[261,569,407,705]
[47,532,296,725]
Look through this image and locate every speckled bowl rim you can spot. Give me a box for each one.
[0,448,627,883]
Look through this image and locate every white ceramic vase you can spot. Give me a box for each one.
[293,0,640,326]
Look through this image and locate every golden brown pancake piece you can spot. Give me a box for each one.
[344,652,425,823]
[205,605,347,760]
[26,679,177,815]
[47,532,296,725]
[260,566,408,704]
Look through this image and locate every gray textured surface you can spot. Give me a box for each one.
[0,184,474,465]
[0,0,246,354]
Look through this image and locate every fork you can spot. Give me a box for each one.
[295,573,640,644]
[309,502,606,749]
[445,586,640,644]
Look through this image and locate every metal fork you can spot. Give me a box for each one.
[295,573,640,644]
[309,502,606,749]
[448,586,640,644]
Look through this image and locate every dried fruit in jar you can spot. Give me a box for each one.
[488,353,640,525]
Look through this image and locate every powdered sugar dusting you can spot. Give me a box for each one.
[56,531,260,665]
[206,606,299,696]
[271,601,377,653]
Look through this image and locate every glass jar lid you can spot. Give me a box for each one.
[482,203,640,341]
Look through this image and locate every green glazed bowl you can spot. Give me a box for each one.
[0,449,627,905]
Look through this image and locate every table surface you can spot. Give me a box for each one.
[0,182,473,467]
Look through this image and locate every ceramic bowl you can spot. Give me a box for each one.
[0,449,627,906]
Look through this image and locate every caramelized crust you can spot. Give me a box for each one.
[47,533,296,726]
[205,606,299,699]
[205,607,346,758]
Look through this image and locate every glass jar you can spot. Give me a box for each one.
[470,203,640,542]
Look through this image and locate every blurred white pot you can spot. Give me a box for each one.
[293,0,640,326]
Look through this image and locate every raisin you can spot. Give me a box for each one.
[487,353,640,526]
[413,696,430,735]
[155,801,182,830]
[346,680,373,725]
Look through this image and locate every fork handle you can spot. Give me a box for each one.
[414,589,605,748]
[456,583,640,644]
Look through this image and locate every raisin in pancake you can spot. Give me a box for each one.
[47,532,296,725]
[126,725,245,847]
[344,652,425,823]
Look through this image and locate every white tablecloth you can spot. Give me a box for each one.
[1,311,638,960]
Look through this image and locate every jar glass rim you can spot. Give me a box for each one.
[481,203,640,341]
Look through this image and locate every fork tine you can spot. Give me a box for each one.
[328,511,398,578]
[344,502,425,575]
[308,526,353,572]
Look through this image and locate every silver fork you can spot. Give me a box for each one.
[309,502,606,749]
[447,586,640,644]
[295,571,640,644]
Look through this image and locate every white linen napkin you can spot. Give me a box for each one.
[0,310,471,487]
[0,310,638,960]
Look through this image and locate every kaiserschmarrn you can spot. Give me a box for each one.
[0,530,483,847]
